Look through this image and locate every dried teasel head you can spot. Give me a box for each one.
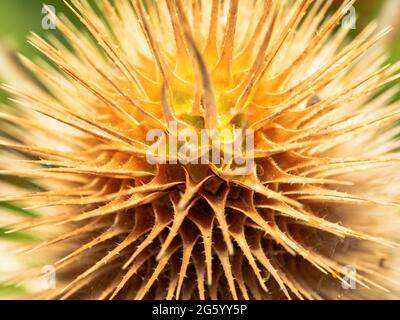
[0,0,400,300]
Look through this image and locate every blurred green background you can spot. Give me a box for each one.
[0,0,76,57]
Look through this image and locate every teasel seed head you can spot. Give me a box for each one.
[1,0,400,300]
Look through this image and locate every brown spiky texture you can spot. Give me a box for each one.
[1,0,400,300]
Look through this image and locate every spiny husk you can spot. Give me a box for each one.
[0,0,400,300]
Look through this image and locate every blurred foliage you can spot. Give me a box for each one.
[0,0,75,57]
[0,283,25,295]
[349,0,384,29]
[0,201,40,218]
[0,227,38,242]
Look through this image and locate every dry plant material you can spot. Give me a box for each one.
[0,0,400,300]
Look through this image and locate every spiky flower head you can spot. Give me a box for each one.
[0,0,400,300]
